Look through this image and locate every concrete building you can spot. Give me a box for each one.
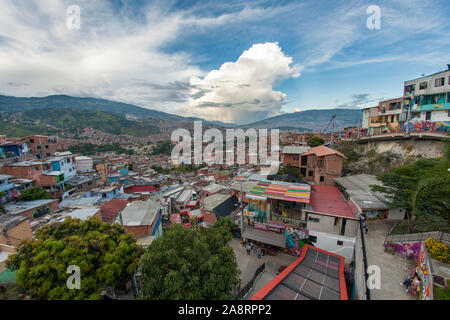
[0,214,33,247]
[74,156,94,172]
[367,97,404,135]
[118,199,163,245]
[4,199,59,220]
[334,174,406,220]
[402,67,450,132]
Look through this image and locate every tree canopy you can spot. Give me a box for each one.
[372,144,450,229]
[139,217,239,299]
[6,217,143,300]
[307,136,325,147]
[18,186,52,201]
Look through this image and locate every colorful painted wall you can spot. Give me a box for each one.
[401,120,450,133]
[417,243,432,300]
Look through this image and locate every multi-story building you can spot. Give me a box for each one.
[300,145,345,185]
[1,160,65,192]
[374,97,403,133]
[402,66,450,132]
[281,146,310,168]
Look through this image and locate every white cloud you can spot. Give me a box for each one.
[185,42,301,124]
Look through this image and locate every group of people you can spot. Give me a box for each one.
[243,239,274,259]
[400,272,421,293]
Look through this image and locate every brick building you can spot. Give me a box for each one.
[300,145,345,185]
[0,214,34,247]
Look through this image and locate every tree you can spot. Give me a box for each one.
[6,217,143,300]
[307,136,324,147]
[371,150,450,231]
[139,217,239,299]
[18,186,52,201]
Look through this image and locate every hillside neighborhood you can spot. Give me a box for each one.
[1,1,450,307]
[0,68,449,301]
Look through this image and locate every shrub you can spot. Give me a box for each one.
[425,238,450,263]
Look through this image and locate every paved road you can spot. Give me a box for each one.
[364,220,417,300]
[230,238,296,299]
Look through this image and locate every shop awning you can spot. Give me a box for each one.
[242,227,286,248]
[248,180,311,204]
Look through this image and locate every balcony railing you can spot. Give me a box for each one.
[271,214,306,227]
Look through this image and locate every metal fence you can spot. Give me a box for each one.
[385,230,450,244]
[235,262,265,300]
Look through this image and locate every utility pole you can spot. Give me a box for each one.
[240,179,244,236]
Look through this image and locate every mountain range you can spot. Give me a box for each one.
[0,95,362,137]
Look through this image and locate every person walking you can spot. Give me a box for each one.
[257,248,262,259]
[247,243,251,255]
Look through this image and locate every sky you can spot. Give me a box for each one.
[1,0,449,124]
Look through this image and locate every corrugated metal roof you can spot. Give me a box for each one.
[333,174,390,210]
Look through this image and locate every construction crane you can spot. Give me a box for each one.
[320,114,336,136]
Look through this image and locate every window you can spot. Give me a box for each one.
[404,84,415,93]
[334,217,340,226]
[46,153,50,157]
[308,235,317,243]
[435,77,445,87]
[77,185,82,190]
[37,145,41,149]
[293,156,299,161]
[447,92,450,103]
[308,171,313,177]
[419,81,427,90]
[29,138,34,143]
[320,176,324,182]
[426,111,432,121]
[88,182,92,185]
[308,217,320,223]
[337,240,344,246]
[45,145,49,149]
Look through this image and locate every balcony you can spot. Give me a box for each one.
[271,214,306,228]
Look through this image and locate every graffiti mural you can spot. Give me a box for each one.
[32,205,51,219]
[401,120,450,133]
[417,243,432,300]
[383,241,421,259]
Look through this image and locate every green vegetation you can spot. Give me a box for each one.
[6,217,143,300]
[139,217,239,299]
[151,164,205,175]
[433,280,450,300]
[307,136,324,147]
[151,140,172,156]
[277,163,299,177]
[68,143,134,155]
[335,140,403,175]
[21,108,160,137]
[18,186,52,201]
[0,118,55,137]
[372,143,450,232]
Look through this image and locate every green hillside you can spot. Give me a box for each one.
[20,108,160,137]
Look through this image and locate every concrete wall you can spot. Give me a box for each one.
[306,212,359,238]
[308,230,355,264]
[364,139,445,158]
[353,224,368,300]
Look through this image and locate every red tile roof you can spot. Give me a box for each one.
[301,145,346,159]
[309,185,356,219]
[97,199,128,223]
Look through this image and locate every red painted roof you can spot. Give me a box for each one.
[251,244,348,300]
[97,199,128,223]
[309,185,356,219]
[301,145,346,159]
